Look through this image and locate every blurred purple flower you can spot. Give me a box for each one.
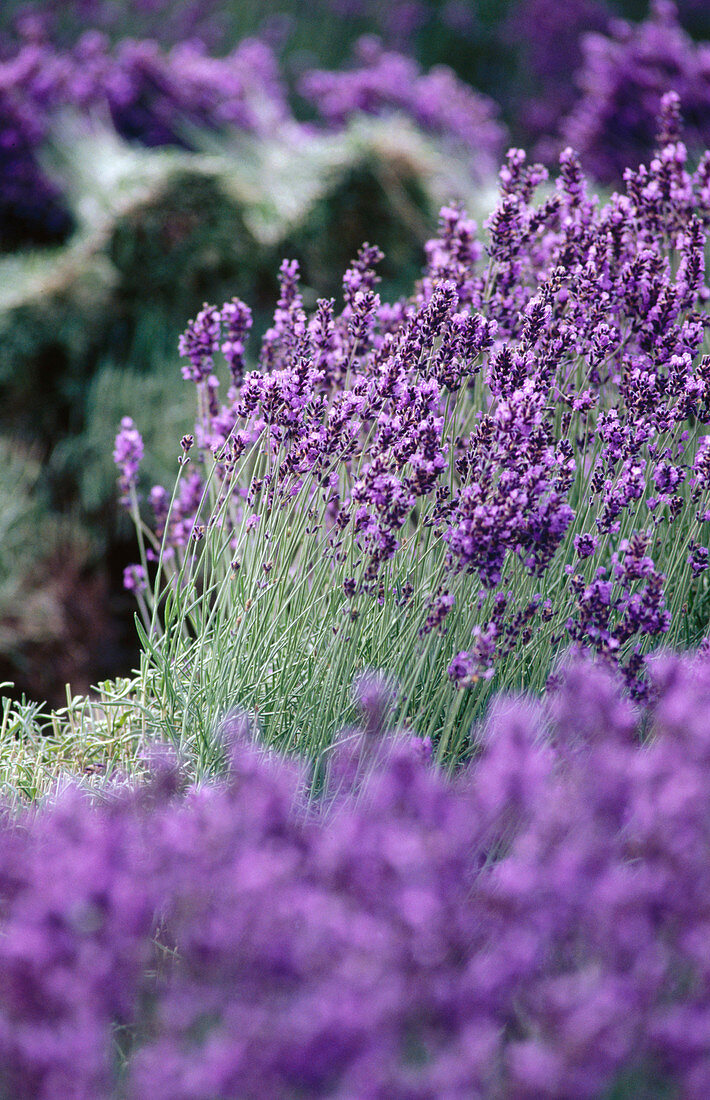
[300,35,506,181]
[4,653,710,1093]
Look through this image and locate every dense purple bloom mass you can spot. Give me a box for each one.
[503,0,612,143]
[4,652,710,1095]
[67,32,291,147]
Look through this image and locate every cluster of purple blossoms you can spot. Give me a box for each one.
[300,35,506,181]
[5,653,710,1094]
[122,563,147,594]
[65,31,292,147]
[561,0,710,183]
[563,530,673,696]
[118,99,710,703]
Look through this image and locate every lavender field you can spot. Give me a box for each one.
[3,2,710,1096]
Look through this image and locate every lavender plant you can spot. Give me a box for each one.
[3,652,710,1095]
[501,0,612,145]
[0,42,73,248]
[300,35,506,183]
[118,99,710,765]
[561,0,710,183]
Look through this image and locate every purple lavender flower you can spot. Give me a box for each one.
[113,416,144,504]
[123,563,147,593]
[419,590,454,636]
[687,538,709,575]
[574,532,599,559]
[220,296,252,389]
[178,303,223,384]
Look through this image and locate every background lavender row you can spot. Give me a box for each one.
[6,2,710,250]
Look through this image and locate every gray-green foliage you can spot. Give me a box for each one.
[0,678,147,805]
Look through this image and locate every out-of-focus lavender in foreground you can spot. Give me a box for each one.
[4,652,710,1096]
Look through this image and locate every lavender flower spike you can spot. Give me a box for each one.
[113,416,144,505]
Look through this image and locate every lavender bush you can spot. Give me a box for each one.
[500,0,710,153]
[65,32,292,148]
[4,652,710,1095]
[561,0,710,183]
[0,31,291,152]
[117,98,710,765]
[0,30,300,250]
[300,35,506,182]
